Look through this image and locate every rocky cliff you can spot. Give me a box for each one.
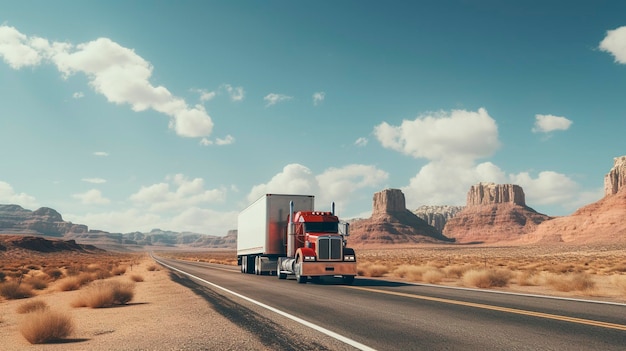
[443,183,551,243]
[413,205,464,232]
[524,156,626,244]
[350,189,454,246]
[604,155,626,196]
[0,205,88,236]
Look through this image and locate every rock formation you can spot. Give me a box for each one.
[525,155,626,244]
[443,183,551,243]
[349,189,454,246]
[413,205,464,232]
[0,205,88,236]
[604,155,626,196]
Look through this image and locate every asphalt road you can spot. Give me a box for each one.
[153,255,626,351]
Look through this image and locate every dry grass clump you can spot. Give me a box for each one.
[444,264,473,279]
[462,268,513,288]
[0,281,34,299]
[391,265,448,283]
[26,276,49,290]
[544,272,596,292]
[611,275,626,295]
[43,267,64,280]
[357,262,389,277]
[16,300,49,314]
[129,274,144,282]
[72,280,135,308]
[111,265,127,276]
[146,264,159,271]
[57,272,94,291]
[19,310,74,344]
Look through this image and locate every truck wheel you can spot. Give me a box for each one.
[343,275,355,285]
[277,260,287,279]
[255,256,261,275]
[295,256,307,284]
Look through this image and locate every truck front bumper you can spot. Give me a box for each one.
[301,261,357,276]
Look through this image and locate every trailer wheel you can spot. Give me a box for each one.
[295,256,307,284]
[241,255,247,273]
[255,256,261,275]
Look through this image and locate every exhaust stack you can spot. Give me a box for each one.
[287,201,296,258]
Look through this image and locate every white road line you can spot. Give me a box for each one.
[153,256,377,351]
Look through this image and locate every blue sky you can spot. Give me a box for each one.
[1,1,625,236]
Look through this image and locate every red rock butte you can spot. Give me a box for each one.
[349,188,454,247]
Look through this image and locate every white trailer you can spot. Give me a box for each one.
[237,194,314,274]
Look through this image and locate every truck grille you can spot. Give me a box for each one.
[317,236,342,261]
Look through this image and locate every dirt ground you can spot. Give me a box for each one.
[0,257,270,351]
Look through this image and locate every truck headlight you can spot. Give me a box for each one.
[304,256,316,262]
[344,255,355,261]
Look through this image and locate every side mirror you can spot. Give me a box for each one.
[339,222,350,236]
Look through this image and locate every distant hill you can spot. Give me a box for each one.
[0,204,236,250]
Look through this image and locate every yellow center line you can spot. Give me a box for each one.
[345,286,626,331]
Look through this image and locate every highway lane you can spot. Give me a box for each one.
[154,255,626,350]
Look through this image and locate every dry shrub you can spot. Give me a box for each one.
[17,300,49,314]
[129,274,144,282]
[422,269,445,284]
[72,280,135,308]
[20,310,74,344]
[57,273,93,291]
[26,276,48,290]
[611,275,626,295]
[393,265,432,281]
[357,263,389,277]
[462,269,513,288]
[0,281,34,299]
[146,264,158,271]
[444,265,473,279]
[516,271,539,286]
[43,268,63,280]
[111,265,127,276]
[545,272,596,292]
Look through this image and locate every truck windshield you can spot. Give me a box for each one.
[304,222,338,233]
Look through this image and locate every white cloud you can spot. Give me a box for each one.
[532,114,572,133]
[354,137,368,147]
[246,163,388,211]
[197,89,216,102]
[215,135,235,145]
[264,93,292,107]
[599,26,626,64]
[130,174,226,212]
[93,151,109,157]
[402,161,507,208]
[222,84,244,102]
[247,164,317,203]
[0,180,39,208]
[81,178,106,184]
[73,92,84,99]
[0,25,214,138]
[0,25,42,68]
[199,135,235,146]
[316,165,388,206]
[374,108,499,162]
[72,189,110,205]
[313,91,325,105]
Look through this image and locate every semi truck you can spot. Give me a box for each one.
[237,194,357,284]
